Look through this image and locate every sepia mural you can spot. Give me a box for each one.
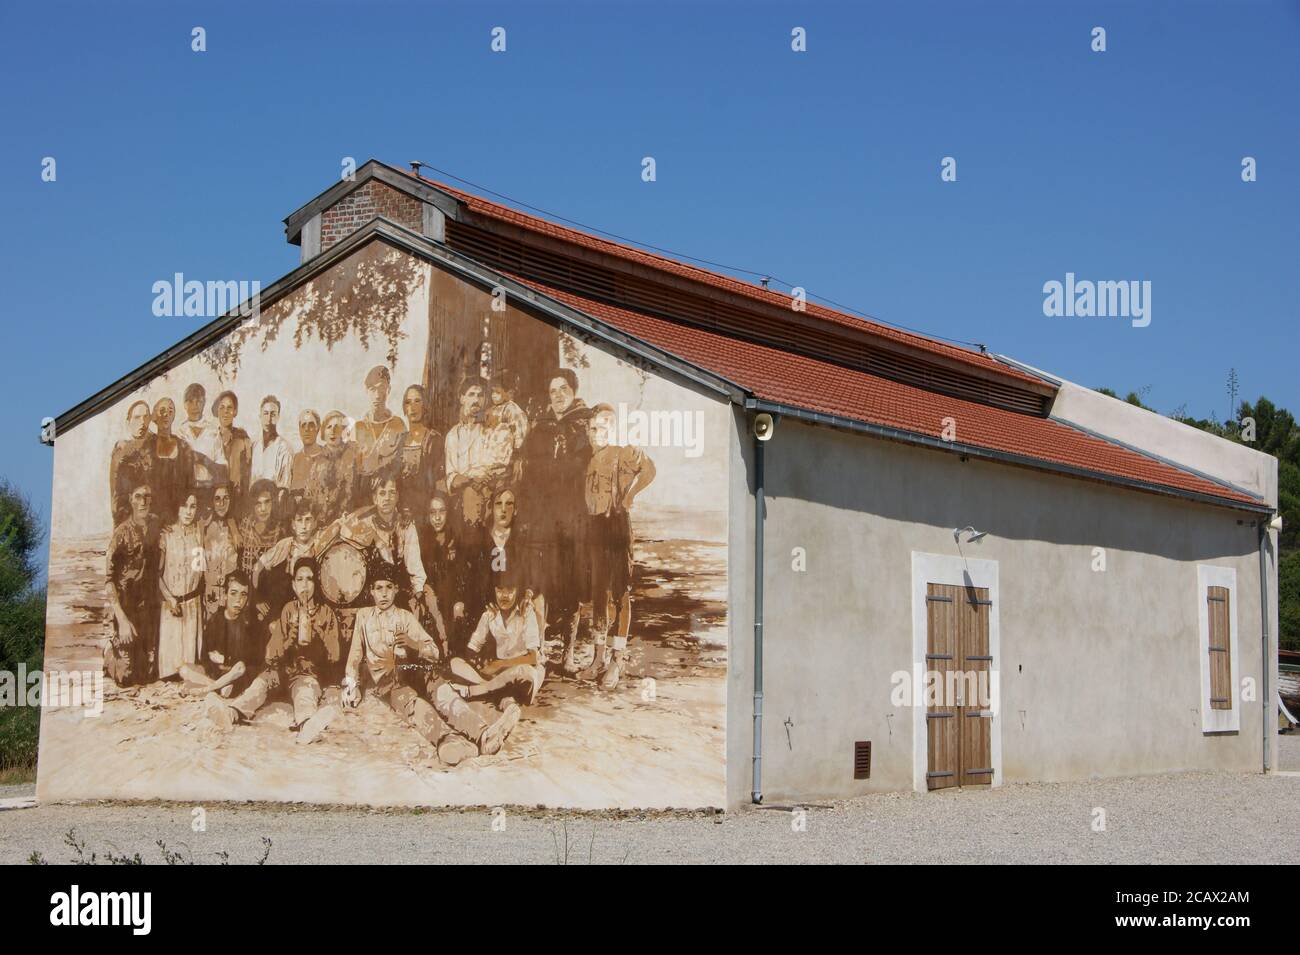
[40,241,730,809]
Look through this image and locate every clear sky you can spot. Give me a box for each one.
[1,0,1296,568]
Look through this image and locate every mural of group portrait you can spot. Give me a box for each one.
[40,244,730,809]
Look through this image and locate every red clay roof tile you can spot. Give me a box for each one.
[509,274,1258,509]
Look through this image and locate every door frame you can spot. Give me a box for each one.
[911,552,1002,793]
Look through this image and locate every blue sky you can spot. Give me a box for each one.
[1,0,1297,565]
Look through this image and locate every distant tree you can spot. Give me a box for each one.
[0,480,46,771]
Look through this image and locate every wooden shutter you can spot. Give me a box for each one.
[926,584,960,790]
[1207,586,1232,710]
[959,586,994,786]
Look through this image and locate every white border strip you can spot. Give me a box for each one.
[1197,564,1240,734]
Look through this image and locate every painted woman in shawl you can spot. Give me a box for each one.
[398,384,443,522]
[108,400,157,524]
[238,479,282,619]
[317,410,358,524]
[290,409,330,517]
[212,390,252,504]
[150,396,195,524]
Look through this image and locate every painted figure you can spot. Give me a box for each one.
[290,409,328,514]
[212,390,252,502]
[485,371,528,480]
[522,368,593,662]
[445,376,500,529]
[578,403,656,687]
[464,486,532,645]
[238,479,282,613]
[417,490,467,655]
[181,572,259,698]
[202,481,241,616]
[108,400,156,524]
[265,557,342,741]
[253,498,329,618]
[353,365,406,507]
[104,482,160,685]
[250,394,294,494]
[450,565,547,708]
[180,382,222,489]
[341,565,521,766]
[150,396,194,523]
[157,491,206,680]
[397,384,443,522]
[337,476,427,615]
[318,410,357,524]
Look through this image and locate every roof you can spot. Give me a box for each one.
[406,168,1050,393]
[58,162,1267,514]
[502,272,1263,510]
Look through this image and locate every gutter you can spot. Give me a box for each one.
[751,417,766,804]
[1260,520,1274,772]
[746,399,1273,516]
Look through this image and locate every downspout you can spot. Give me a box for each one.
[752,432,765,804]
[1260,520,1272,772]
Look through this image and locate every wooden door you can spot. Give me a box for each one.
[926,583,993,790]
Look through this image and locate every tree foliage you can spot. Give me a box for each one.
[0,480,45,770]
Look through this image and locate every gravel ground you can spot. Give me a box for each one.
[4,757,1299,864]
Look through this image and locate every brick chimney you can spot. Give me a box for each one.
[284,160,460,263]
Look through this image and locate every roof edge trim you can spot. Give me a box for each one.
[747,398,1273,516]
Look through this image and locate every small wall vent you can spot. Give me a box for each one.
[854,741,872,780]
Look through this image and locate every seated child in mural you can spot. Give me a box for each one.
[579,403,657,689]
[449,564,547,708]
[266,557,341,743]
[157,491,206,680]
[202,566,339,745]
[340,563,520,766]
[104,482,161,686]
[181,571,261,698]
[252,498,329,619]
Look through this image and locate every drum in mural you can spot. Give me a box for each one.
[319,538,368,606]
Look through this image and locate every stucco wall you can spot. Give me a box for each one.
[732,415,1268,805]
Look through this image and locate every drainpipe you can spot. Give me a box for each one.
[1260,520,1272,772]
[752,433,765,804]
